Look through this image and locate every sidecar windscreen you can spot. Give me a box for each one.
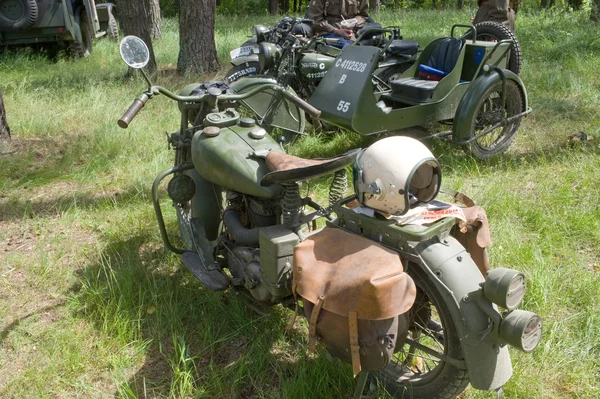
[309,45,381,133]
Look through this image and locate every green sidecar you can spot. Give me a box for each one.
[308,24,531,159]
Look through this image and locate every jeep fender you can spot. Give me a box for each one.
[453,68,528,143]
[415,237,513,390]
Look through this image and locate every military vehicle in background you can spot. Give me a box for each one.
[0,0,117,57]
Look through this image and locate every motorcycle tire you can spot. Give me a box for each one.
[471,21,522,75]
[374,62,414,89]
[0,0,38,31]
[224,61,261,85]
[372,262,469,399]
[466,79,523,159]
[69,10,92,58]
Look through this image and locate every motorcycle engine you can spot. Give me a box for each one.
[224,192,298,304]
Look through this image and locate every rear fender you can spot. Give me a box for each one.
[95,3,116,22]
[453,68,527,142]
[415,236,513,390]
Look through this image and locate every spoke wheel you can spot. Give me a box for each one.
[468,79,523,159]
[373,263,469,399]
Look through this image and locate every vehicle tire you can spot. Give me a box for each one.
[374,61,414,86]
[69,10,92,58]
[106,15,119,41]
[472,21,522,75]
[372,263,470,399]
[224,61,260,85]
[467,79,523,159]
[0,0,38,31]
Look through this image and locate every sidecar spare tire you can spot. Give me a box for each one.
[0,0,38,31]
[472,21,522,75]
[372,263,469,399]
[224,61,260,85]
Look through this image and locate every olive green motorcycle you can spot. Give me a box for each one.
[118,36,542,399]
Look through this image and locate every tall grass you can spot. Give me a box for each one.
[1,9,599,399]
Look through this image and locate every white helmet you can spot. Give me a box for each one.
[354,136,441,215]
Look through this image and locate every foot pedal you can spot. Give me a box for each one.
[181,252,229,291]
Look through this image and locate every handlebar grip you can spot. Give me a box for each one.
[283,92,322,119]
[118,97,146,129]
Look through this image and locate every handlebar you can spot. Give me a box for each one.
[117,82,321,129]
[118,93,149,129]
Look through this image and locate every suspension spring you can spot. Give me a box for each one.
[282,182,302,229]
[328,169,348,210]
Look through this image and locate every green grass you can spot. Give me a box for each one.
[1,9,600,399]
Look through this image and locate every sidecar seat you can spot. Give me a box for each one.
[389,37,465,103]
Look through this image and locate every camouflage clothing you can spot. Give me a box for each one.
[473,0,517,33]
[307,0,369,35]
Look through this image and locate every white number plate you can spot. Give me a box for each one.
[229,46,254,60]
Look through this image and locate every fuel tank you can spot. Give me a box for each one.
[191,124,284,199]
[299,52,336,82]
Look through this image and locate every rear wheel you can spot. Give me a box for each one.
[467,79,523,159]
[373,263,469,399]
[473,21,522,75]
[224,61,260,85]
[69,10,92,58]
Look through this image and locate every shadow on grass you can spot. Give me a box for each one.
[72,226,354,398]
[0,301,66,344]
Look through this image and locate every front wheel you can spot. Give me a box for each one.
[372,263,469,399]
[466,79,523,159]
[69,10,92,57]
[224,61,260,85]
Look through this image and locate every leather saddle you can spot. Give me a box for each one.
[260,149,360,186]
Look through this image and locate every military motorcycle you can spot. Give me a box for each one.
[225,17,419,92]
[117,36,542,398]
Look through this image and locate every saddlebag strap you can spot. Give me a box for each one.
[308,295,325,353]
[440,187,476,208]
[286,280,299,331]
[348,310,361,377]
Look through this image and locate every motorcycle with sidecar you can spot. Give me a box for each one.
[117,35,542,398]
[306,24,530,159]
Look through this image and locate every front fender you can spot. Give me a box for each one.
[453,69,528,143]
[415,237,512,390]
[231,54,260,67]
[230,41,259,66]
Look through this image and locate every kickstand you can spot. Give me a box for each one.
[352,371,369,399]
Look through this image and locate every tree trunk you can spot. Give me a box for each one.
[149,0,162,39]
[593,0,600,23]
[177,0,220,75]
[118,0,157,72]
[456,0,464,9]
[369,0,380,10]
[0,90,11,143]
[269,0,279,14]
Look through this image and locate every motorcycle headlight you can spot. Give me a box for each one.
[483,268,526,311]
[499,310,542,352]
[258,42,281,72]
[252,24,270,44]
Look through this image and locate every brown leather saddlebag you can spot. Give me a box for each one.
[293,227,416,376]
